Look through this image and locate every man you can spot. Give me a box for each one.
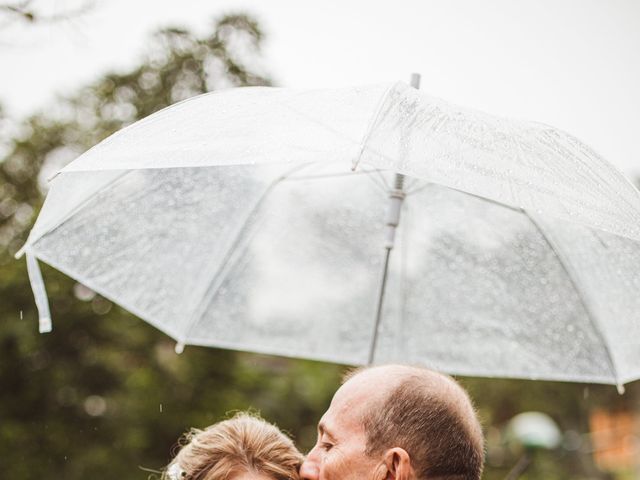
[300,364,484,480]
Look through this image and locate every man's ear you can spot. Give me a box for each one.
[382,448,414,480]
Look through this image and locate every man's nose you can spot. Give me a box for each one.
[300,448,320,480]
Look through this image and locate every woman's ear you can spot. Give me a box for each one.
[382,448,413,480]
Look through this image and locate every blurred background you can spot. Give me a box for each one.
[1,1,639,479]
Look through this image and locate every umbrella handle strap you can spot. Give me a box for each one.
[25,251,52,333]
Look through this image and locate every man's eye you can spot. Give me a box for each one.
[321,442,333,451]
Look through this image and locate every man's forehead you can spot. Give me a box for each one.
[334,367,400,404]
[330,380,370,413]
[322,366,420,425]
[318,406,364,441]
[318,373,385,433]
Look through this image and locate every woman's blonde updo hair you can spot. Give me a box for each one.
[162,413,303,480]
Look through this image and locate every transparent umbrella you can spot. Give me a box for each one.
[17,75,640,389]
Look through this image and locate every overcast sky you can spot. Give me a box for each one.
[2,0,639,175]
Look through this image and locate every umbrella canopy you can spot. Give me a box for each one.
[17,81,640,387]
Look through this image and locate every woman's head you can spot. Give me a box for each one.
[163,413,303,480]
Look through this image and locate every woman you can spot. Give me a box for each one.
[163,413,303,480]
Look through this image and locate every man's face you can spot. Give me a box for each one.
[300,376,385,480]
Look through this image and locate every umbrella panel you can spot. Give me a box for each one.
[534,217,640,384]
[187,164,389,364]
[32,164,294,339]
[376,184,615,383]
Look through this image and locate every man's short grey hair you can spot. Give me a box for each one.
[344,366,484,480]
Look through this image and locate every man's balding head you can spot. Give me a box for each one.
[300,364,484,480]
[344,365,484,480]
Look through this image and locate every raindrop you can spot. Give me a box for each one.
[19,310,23,320]
[84,395,107,417]
[583,387,590,399]
[159,403,163,413]
[74,283,96,302]
[91,297,112,315]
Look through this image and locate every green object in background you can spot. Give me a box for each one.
[507,412,562,451]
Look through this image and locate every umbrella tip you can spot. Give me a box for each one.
[410,73,421,89]
[174,342,185,355]
[39,317,52,333]
[616,383,625,395]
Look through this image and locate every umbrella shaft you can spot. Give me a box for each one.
[368,246,393,365]
[368,173,406,364]
[384,174,406,248]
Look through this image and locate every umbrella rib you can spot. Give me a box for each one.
[352,82,398,172]
[368,166,392,192]
[282,169,384,182]
[404,180,432,196]
[16,170,133,258]
[522,211,620,385]
[177,162,316,348]
[283,169,389,193]
[404,181,523,215]
[282,167,390,195]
